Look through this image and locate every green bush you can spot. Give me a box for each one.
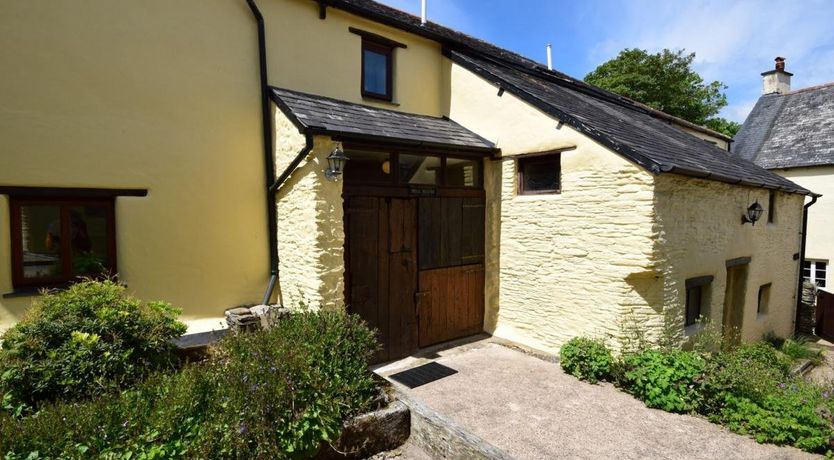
[618,350,704,413]
[0,280,186,413]
[715,382,834,453]
[559,337,613,383]
[0,309,381,459]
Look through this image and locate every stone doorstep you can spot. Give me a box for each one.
[394,390,512,460]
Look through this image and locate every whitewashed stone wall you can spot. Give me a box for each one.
[273,106,344,310]
[653,175,804,342]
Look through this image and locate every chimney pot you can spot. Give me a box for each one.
[775,56,786,71]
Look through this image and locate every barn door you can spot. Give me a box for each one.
[345,197,418,362]
[417,197,485,347]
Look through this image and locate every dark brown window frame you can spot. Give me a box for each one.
[342,144,485,195]
[360,39,395,102]
[9,196,118,290]
[517,153,562,195]
[685,275,713,327]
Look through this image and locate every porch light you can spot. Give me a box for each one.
[742,201,764,225]
[325,142,348,180]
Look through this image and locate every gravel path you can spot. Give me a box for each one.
[382,340,818,459]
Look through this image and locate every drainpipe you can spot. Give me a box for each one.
[244,0,280,305]
[796,195,819,328]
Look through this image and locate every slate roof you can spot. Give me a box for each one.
[734,83,834,170]
[271,87,495,152]
[315,0,813,195]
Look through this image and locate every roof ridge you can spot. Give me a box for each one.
[784,80,834,95]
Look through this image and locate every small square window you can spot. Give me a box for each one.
[804,260,828,288]
[361,40,393,101]
[757,283,771,315]
[517,154,561,195]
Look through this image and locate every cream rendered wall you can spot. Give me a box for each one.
[448,61,659,354]
[0,0,449,332]
[0,0,266,332]
[261,0,445,116]
[273,107,344,310]
[778,166,834,288]
[654,175,804,342]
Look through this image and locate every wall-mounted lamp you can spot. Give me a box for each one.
[325,142,348,180]
[742,201,764,225]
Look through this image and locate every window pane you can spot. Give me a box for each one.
[20,205,62,279]
[69,206,110,276]
[344,150,392,185]
[399,154,441,185]
[520,157,560,193]
[685,286,701,326]
[363,48,388,95]
[446,157,481,187]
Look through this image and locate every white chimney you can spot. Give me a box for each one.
[546,44,553,70]
[421,0,427,25]
[762,56,792,95]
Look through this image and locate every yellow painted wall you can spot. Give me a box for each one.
[260,0,445,116]
[0,0,266,332]
[778,166,834,288]
[0,0,447,332]
[448,61,659,354]
[273,107,344,310]
[654,175,804,342]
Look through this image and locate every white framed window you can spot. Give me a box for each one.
[803,260,828,288]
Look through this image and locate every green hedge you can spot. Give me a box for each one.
[0,309,380,459]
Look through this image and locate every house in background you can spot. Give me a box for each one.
[0,0,815,359]
[735,57,833,289]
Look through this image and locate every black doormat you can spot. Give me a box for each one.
[388,362,458,388]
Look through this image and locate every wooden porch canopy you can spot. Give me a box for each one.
[270,87,497,154]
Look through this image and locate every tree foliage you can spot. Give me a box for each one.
[585,48,740,137]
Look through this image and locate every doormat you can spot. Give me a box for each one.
[388,362,458,389]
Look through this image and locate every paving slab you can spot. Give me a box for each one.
[379,340,819,460]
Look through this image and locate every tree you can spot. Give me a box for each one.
[584,48,740,137]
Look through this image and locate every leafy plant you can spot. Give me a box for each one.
[0,309,382,459]
[618,350,704,413]
[0,279,187,413]
[781,337,823,366]
[560,337,613,383]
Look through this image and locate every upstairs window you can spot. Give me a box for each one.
[9,197,117,289]
[803,260,828,288]
[517,154,561,195]
[361,40,394,101]
[768,191,776,224]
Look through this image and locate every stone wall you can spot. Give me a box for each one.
[273,105,344,310]
[653,175,805,342]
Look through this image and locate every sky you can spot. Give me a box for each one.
[377,0,834,123]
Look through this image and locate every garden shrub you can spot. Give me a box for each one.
[0,309,381,459]
[781,337,823,366]
[715,381,834,453]
[0,279,186,413]
[560,337,613,383]
[618,350,704,413]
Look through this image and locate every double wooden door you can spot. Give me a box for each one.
[344,195,485,362]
